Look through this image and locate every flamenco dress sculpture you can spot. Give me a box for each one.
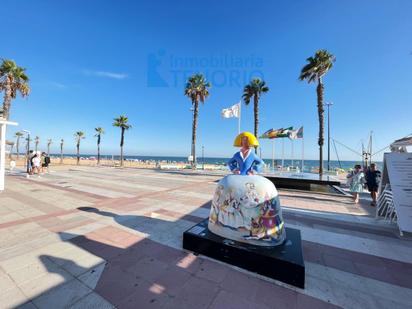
[208,132,286,246]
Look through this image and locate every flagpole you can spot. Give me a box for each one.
[272,139,275,172]
[238,101,241,134]
[281,138,285,171]
[302,138,304,173]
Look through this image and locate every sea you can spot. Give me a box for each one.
[54,154,383,173]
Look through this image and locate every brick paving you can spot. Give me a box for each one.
[0,166,411,309]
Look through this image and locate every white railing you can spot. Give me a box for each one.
[376,184,403,236]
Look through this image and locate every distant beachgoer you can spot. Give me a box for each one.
[32,154,41,176]
[27,150,34,176]
[41,152,51,174]
[346,164,366,203]
[366,163,381,206]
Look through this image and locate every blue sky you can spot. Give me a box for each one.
[1,0,411,160]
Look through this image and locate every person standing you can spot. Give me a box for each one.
[366,163,381,206]
[32,154,41,177]
[27,150,34,177]
[41,152,51,174]
[347,164,365,204]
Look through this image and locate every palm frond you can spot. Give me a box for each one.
[299,49,335,83]
[74,131,85,140]
[184,73,211,105]
[94,127,105,136]
[242,78,269,105]
[113,115,132,130]
[0,59,30,96]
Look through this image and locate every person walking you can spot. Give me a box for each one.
[366,163,381,206]
[27,150,34,177]
[41,152,51,174]
[32,153,41,177]
[347,164,365,204]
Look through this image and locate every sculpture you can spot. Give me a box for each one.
[208,132,286,246]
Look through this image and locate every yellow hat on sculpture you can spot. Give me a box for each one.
[233,132,259,147]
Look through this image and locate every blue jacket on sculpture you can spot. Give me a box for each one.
[228,151,264,175]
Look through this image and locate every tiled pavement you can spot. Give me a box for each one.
[0,166,411,309]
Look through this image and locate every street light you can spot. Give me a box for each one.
[202,145,204,170]
[325,102,333,171]
[22,130,31,173]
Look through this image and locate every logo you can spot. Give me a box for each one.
[147,50,265,88]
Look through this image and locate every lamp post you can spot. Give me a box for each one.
[325,102,333,171]
[202,145,204,170]
[22,130,31,173]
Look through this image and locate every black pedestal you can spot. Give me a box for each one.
[183,219,305,288]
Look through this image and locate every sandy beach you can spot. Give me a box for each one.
[5,156,227,170]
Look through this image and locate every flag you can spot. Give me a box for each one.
[277,127,294,138]
[288,126,303,140]
[261,127,294,139]
[221,102,240,118]
[297,126,303,138]
[260,128,283,139]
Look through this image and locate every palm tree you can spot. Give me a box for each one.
[47,139,52,154]
[242,78,269,153]
[184,73,211,167]
[14,131,23,159]
[0,59,30,120]
[113,116,131,167]
[74,132,85,165]
[34,136,40,152]
[94,127,105,165]
[299,49,335,175]
[60,139,64,164]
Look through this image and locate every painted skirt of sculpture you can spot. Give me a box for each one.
[208,174,286,246]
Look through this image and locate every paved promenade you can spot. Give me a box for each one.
[0,166,411,308]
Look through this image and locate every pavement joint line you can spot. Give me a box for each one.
[18,177,107,200]
[0,209,79,231]
[93,179,215,208]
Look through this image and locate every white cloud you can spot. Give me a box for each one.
[50,81,67,89]
[84,70,128,80]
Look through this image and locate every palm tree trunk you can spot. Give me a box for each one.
[16,138,20,160]
[47,145,50,154]
[254,95,259,154]
[35,143,38,153]
[2,75,12,120]
[120,128,124,167]
[191,100,199,168]
[97,143,100,165]
[77,143,80,165]
[317,79,325,175]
